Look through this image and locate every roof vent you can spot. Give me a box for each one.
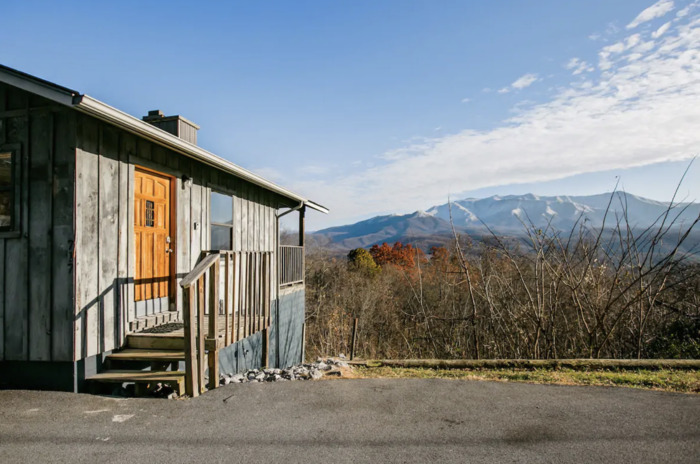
[143,109,200,145]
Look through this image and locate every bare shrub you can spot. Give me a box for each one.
[305,189,700,360]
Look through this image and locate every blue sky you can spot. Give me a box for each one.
[3,0,699,230]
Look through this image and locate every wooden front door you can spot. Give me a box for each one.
[134,168,173,301]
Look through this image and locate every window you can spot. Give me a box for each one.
[0,145,19,233]
[145,200,155,227]
[210,192,233,250]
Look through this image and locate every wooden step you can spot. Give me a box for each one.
[87,370,185,396]
[126,333,184,350]
[107,348,185,363]
[129,311,181,333]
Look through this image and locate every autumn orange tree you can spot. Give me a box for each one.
[369,241,426,269]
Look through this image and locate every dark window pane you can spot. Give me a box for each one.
[0,151,12,229]
[211,224,232,250]
[0,191,10,228]
[211,192,232,224]
[145,200,155,227]
[0,152,11,189]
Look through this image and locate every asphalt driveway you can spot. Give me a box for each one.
[0,379,698,463]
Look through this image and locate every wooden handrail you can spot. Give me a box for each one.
[181,250,273,397]
[180,253,220,288]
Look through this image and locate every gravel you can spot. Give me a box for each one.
[220,357,350,385]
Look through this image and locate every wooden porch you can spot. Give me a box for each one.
[87,247,304,397]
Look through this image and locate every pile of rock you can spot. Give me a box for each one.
[220,357,350,385]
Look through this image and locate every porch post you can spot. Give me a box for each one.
[298,205,305,246]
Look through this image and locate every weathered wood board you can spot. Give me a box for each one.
[0,80,293,364]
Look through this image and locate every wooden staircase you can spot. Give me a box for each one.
[87,333,187,397]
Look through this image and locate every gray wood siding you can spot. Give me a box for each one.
[73,112,288,359]
[0,82,294,363]
[209,167,280,303]
[0,83,76,363]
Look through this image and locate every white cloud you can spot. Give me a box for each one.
[298,165,330,176]
[497,73,539,94]
[677,6,691,17]
[676,0,698,17]
[565,58,594,75]
[461,97,471,104]
[295,6,700,228]
[652,21,672,37]
[511,73,539,89]
[627,0,675,29]
[598,33,648,70]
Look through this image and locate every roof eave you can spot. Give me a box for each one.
[0,65,78,106]
[73,95,327,213]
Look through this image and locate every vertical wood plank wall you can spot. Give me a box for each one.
[74,113,211,360]
[73,114,284,360]
[0,81,287,363]
[0,83,75,363]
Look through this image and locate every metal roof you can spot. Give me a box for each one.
[0,64,328,214]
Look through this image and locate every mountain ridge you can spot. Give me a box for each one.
[311,193,700,252]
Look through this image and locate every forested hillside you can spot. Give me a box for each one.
[305,196,700,360]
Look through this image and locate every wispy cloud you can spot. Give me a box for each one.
[511,73,539,89]
[297,3,700,227]
[498,73,539,94]
[598,33,645,70]
[298,165,330,176]
[627,0,675,29]
[565,58,594,75]
[652,20,672,37]
[461,97,471,104]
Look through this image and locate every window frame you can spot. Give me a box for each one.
[210,190,234,251]
[0,143,21,238]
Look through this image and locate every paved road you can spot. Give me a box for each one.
[0,379,698,463]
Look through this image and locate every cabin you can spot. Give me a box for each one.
[0,64,327,396]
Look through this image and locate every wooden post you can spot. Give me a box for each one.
[265,253,271,325]
[262,327,269,368]
[254,252,259,333]
[208,260,220,390]
[299,206,305,284]
[248,254,254,336]
[301,322,306,363]
[225,252,231,346]
[298,206,305,246]
[197,276,206,394]
[242,253,248,338]
[350,317,359,361]
[183,286,199,397]
[231,253,240,343]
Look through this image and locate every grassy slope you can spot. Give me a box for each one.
[352,366,700,394]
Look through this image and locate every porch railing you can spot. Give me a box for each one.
[280,245,304,286]
[180,250,272,397]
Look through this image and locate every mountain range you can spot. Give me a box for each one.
[310,193,700,252]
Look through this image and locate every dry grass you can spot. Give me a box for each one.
[350,366,700,394]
